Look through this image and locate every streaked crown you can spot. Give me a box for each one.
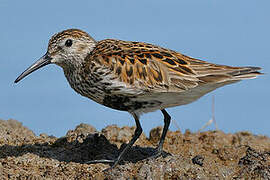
[48,29,97,67]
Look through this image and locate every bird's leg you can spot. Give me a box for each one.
[110,113,142,168]
[149,109,171,159]
[157,109,171,153]
[85,113,142,169]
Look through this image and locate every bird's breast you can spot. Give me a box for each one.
[63,68,106,103]
[62,66,163,112]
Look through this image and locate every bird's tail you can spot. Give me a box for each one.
[197,66,262,84]
[228,66,263,80]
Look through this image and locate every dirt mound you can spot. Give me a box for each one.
[0,119,269,179]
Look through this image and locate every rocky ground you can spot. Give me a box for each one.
[0,119,270,179]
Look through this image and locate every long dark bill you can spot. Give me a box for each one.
[14,53,52,83]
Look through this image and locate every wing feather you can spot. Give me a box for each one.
[88,39,261,93]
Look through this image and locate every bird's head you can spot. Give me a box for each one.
[14,29,96,83]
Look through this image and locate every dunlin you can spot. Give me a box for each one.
[15,29,262,168]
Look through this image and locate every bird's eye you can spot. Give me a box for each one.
[65,39,73,47]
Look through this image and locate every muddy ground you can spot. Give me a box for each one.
[0,119,269,179]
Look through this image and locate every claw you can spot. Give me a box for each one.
[85,159,123,172]
[85,159,115,164]
[146,149,171,160]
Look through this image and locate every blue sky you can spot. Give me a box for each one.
[1,0,269,137]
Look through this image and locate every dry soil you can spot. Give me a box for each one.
[0,119,270,179]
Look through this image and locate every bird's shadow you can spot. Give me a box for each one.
[0,133,165,165]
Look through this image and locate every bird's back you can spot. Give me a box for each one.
[85,39,261,91]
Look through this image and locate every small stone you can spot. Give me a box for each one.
[192,155,204,166]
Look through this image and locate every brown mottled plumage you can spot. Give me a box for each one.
[87,39,261,92]
[14,29,262,169]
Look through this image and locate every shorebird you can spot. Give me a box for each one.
[14,29,262,168]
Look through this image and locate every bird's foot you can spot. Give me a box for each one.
[85,159,121,171]
[84,148,171,171]
[85,159,115,164]
[146,148,171,160]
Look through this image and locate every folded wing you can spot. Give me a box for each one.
[90,39,262,93]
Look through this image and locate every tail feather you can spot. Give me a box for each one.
[197,66,262,84]
[228,66,263,80]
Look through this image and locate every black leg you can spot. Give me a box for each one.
[86,112,142,169]
[86,110,171,168]
[110,113,142,168]
[157,109,171,153]
[145,109,171,159]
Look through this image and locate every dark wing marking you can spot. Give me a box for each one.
[87,39,262,92]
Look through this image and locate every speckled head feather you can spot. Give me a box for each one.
[47,29,97,68]
[49,29,95,45]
